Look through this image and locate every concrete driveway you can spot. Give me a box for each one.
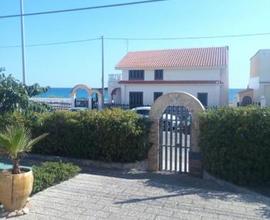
[1,167,270,220]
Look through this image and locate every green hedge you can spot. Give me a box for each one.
[0,111,35,131]
[199,107,270,186]
[29,109,150,163]
[32,162,80,194]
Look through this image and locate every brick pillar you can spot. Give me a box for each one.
[148,120,159,171]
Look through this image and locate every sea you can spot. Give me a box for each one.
[36,88,110,103]
[35,88,242,104]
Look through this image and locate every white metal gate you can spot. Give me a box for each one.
[159,106,192,173]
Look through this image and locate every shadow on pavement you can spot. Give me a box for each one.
[1,155,270,219]
[81,165,270,219]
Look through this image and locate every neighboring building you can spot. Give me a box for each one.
[238,49,270,106]
[108,74,122,104]
[109,47,229,108]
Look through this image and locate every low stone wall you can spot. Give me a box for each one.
[24,154,148,171]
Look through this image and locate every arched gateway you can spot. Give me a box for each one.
[148,92,205,177]
[70,84,102,109]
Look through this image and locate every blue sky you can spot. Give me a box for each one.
[0,0,270,88]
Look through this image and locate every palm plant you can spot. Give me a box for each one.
[0,125,48,174]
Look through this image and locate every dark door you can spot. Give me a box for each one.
[129,92,143,108]
[197,93,208,107]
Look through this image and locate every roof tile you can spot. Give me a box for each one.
[116,47,228,69]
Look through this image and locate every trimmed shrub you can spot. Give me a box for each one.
[199,107,270,186]
[32,162,81,194]
[31,109,151,163]
[0,111,40,131]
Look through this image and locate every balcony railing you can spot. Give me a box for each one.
[108,74,121,82]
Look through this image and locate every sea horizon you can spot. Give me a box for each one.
[35,87,243,104]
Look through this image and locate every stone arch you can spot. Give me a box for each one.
[91,89,102,110]
[70,84,92,99]
[110,87,121,104]
[241,96,252,106]
[70,84,102,109]
[148,92,205,176]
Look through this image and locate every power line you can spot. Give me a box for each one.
[105,32,270,41]
[0,0,167,19]
[1,32,270,49]
[0,37,100,48]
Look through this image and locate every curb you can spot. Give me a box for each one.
[24,154,148,171]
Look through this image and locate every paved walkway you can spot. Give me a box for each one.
[1,168,270,220]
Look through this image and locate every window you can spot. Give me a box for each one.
[129,92,143,108]
[154,92,163,101]
[197,93,208,107]
[154,69,163,80]
[136,109,150,117]
[129,70,144,80]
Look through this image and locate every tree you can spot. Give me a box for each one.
[26,83,48,97]
[0,73,50,113]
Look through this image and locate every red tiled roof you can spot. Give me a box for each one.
[116,47,228,69]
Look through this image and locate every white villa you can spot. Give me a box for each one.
[109,47,229,108]
[238,49,270,106]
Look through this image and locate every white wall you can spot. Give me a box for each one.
[253,84,263,102]
[121,84,221,106]
[219,67,229,105]
[122,70,129,81]
[250,50,270,81]
[164,69,220,80]
[249,77,260,90]
[264,85,270,105]
[108,74,122,102]
[248,50,270,105]
[118,67,229,106]
[122,68,221,81]
[257,50,270,82]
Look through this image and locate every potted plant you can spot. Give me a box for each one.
[0,125,48,211]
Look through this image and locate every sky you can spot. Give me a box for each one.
[0,0,270,88]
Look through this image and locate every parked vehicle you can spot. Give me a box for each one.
[131,106,151,118]
[131,106,191,134]
[69,107,88,112]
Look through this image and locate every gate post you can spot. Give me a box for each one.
[189,151,203,177]
[189,116,203,177]
[148,119,159,171]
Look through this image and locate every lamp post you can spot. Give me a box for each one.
[20,0,26,84]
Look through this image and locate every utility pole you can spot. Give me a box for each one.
[20,0,26,84]
[101,36,104,108]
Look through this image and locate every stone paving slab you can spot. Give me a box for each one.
[1,168,270,220]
